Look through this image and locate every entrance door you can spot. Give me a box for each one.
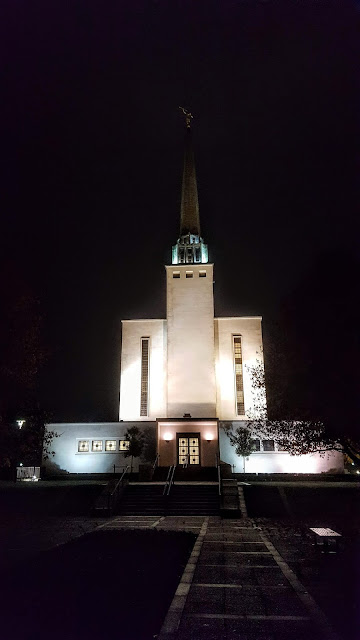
[178,434,200,465]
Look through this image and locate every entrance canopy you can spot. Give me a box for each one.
[157,418,219,467]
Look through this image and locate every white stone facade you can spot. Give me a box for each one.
[45,422,156,475]
[119,319,167,421]
[166,263,216,418]
[215,317,263,420]
[119,266,263,422]
[45,419,344,474]
[219,423,344,474]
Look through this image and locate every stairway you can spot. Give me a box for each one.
[119,484,165,515]
[119,482,219,516]
[168,484,219,515]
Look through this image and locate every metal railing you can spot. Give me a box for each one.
[108,465,129,513]
[215,453,221,496]
[152,453,160,470]
[167,464,176,495]
[217,464,222,496]
[17,466,40,481]
[113,464,129,474]
[163,465,175,496]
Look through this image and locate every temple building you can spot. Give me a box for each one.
[45,114,343,476]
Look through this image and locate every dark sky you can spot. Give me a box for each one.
[2,1,358,421]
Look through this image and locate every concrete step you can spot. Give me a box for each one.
[119,483,220,515]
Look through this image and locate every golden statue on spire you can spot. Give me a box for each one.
[179,106,193,129]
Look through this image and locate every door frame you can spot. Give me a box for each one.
[176,432,201,466]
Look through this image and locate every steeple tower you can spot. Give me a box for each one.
[172,109,208,265]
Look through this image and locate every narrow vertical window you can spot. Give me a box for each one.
[233,336,245,415]
[140,337,150,416]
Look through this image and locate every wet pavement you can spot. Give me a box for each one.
[0,481,358,639]
[100,515,343,640]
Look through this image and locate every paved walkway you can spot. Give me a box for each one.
[98,515,340,640]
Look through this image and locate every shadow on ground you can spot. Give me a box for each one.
[0,528,195,640]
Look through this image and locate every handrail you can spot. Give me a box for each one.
[110,465,129,497]
[167,464,176,496]
[163,465,173,496]
[215,453,221,496]
[108,465,130,513]
[152,453,160,470]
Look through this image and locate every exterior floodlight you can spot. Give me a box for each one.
[17,420,25,429]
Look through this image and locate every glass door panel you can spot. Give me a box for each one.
[178,437,189,464]
[177,434,200,465]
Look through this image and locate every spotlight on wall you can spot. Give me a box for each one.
[164,432,172,443]
[205,433,213,443]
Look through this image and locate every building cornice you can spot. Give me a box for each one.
[215,316,262,320]
[165,263,214,269]
[121,318,166,323]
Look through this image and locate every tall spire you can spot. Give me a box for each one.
[172,108,208,265]
[180,126,201,236]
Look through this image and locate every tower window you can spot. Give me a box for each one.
[140,337,150,417]
[186,271,193,278]
[262,440,275,452]
[195,247,200,262]
[173,271,180,278]
[233,336,245,415]
[199,270,206,277]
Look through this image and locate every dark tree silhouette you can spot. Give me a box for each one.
[0,263,55,476]
[123,426,145,474]
[226,250,360,469]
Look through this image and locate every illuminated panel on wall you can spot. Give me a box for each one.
[233,336,245,416]
[92,440,103,452]
[140,337,150,417]
[105,440,117,452]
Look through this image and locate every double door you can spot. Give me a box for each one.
[178,433,200,465]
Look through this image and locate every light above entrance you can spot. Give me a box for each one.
[163,432,173,442]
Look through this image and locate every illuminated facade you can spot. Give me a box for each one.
[45,120,343,475]
[119,125,264,429]
[117,123,265,473]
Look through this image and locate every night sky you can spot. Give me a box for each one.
[2,1,358,422]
